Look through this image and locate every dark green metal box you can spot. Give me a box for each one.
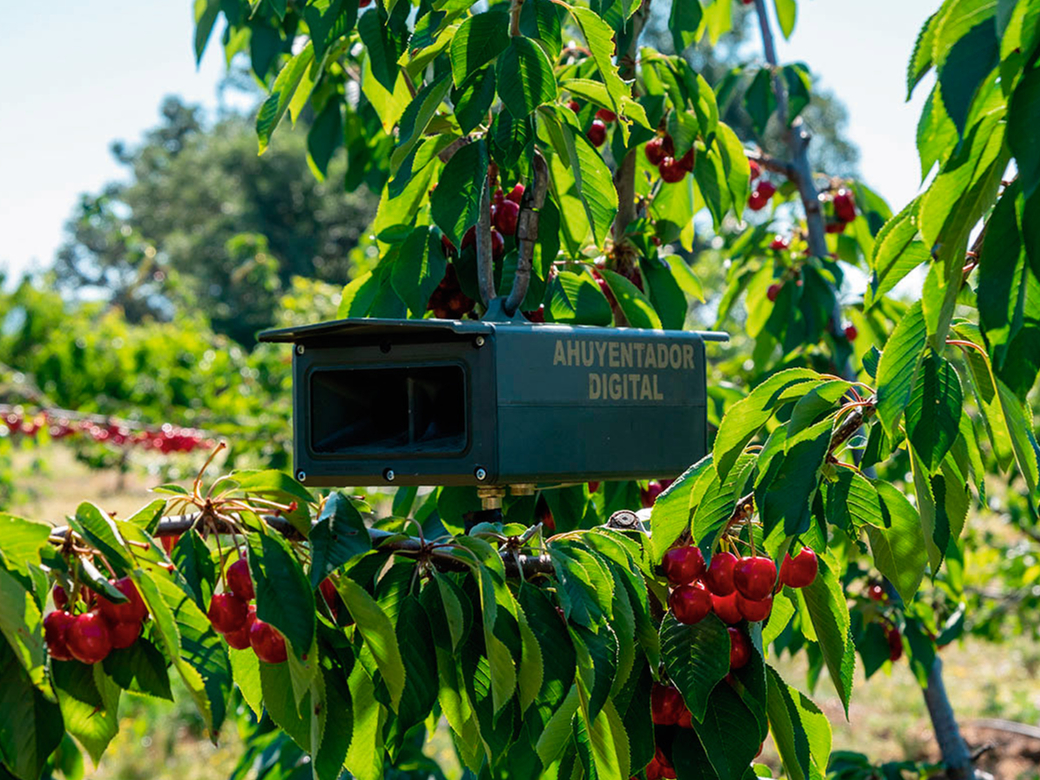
[259,318,723,488]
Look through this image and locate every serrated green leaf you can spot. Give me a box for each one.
[0,515,50,576]
[799,556,854,715]
[660,613,730,721]
[102,638,173,700]
[0,637,63,780]
[497,36,557,118]
[905,349,963,471]
[875,300,927,436]
[450,10,509,86]
[257,43,315,154]
[866,482,927,602]
[247,532,315,660]
[548,270,613,325]
[309,492,371,590]
[431,139,488,249]
[337,576,405,712]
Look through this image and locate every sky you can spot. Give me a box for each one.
[0,1,935,280]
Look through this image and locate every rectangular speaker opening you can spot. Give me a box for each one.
[309,365,467,455]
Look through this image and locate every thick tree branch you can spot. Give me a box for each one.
[504,151,549,316]
[476,173,497,307]
[751,0,827,258]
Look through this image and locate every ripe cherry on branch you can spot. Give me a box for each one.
[209,592,249,634]
[704,551,737,596]
[44,610,75,661]
[587,119,607,147]
[779,547,818,588]
[747,180,776,211]
[736,593,773,623]
[662,545,705,585]
[595,108,617,122]
[668,582,712,625]
[227,557,254,601]
[729,627,750,670]
[767,282,782,302]
[97,577,148,625]
[833,188,856,222]
[250,619,288,663]
[650,683,685,725]
[734,556,777,601]
[712,592,742,625]
[66,611,113,664]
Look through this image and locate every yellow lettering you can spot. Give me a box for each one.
[608,342,620,368]
[683,344,695,369]
[621,342,633,368]
[641,375,653,400]
[580,342,594,367]
[670,344,682,369]
[633,343,645,368]
[653,375,664,400]
[644,344,657,368]
[589,373,601,399]
[657,344,669,367]
[594,341,608,367]
[553,340,566,366]
[608,373,622,400]
[567,340,580,367]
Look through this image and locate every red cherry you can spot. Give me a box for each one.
[769,235,789,251]
[704,552,738,596]
[567,100,580,113]
[108,619,142,650]
[359,0,372,7]
[491,229,505,261]
[496,199,520,236]
[886,626,903,662]
[97,577,148,625]
[655,746,676,778]
[440,234,456,257]
[650,682,684,725]
[506,184,525,204]
[734,556,777,601]
[645,137,666,166]
[735,593,773,623]
[767,282,782,302]
[224,605,256,650]
[586,119,607,147]
[658,157,686,183]
[748,181,776,211]
[868,584,887,602]
[52,585,69,611]
[729,627,751,669]
[678,149,696,172]
[44,610,75,661]
[748,158,761,180]
[250,619,288,663]
[646,758,663,780]
[677,706,693,728]
[227,558,254,601]
[833,188,856,222]
[319,578,340,621]
[461,226,476,251]
[712,592,742,625]
[640,480,664,508]
[66,611,113,664]
[595,108,617,122]
[208,593,248,634]
[493,187,505,206]
[826,220,847,234]
[662,546,706,586]
[779,547,818,588]
[668,582,713,625]
[843,323,858,341]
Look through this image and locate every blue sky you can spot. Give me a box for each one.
[0,1,933,279]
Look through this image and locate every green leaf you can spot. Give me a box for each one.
[782,63,812,124]
[359,6,401,92]
[453,67,497,135]
[520,0,563,58]
[303,0,358,59]
[907,10,940,98]
[649,456,713,561]
[937,17,999,137]
[390,226,448,317]
[193,0,221,64]
[309,492,371,590]
[669,0,702,54]
[258,658,312,749]
[905,349,962,472]
[74,502,132,570]
[392,597,439,737]
[561,125,619,247]
[0,515,49,576]
[171,529,215,610]
[247,532,315,660]
[744,68,777,137]
[799,555,854,715]
[825,470,881,532]
[52,662,120,764]
[431,139,488,248]
[497,36,558,118]
[256,43,315,154]
[0,567,46,691]
[997,378,1040,518]
[866,200,928,309]
[756,418,831,537]
[765,665,831,780]
[450,10,510,86]
[774,0,797,38]
[660,613,730,721]
[688,683,762,779]
[124,499,166,533]
[336,576,405,711]
[917,87,959,180]
[598,269,663,328]
[712,368,822,481]
[548,270,613,325]
[1009,58,1040,200]
[228,646,263,719]
[102,638,173,700]
[0,638,63,780]
[866,482,927,602]
[875,300,927,436]
[391,72,452,174]
[570,7,630,139]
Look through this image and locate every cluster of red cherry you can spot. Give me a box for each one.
[644,134,696,184]
[866,582,905,662]
[662,545,819,627]
[746,160,776,211]
[207,557,287,663]
[2,409,213,454]
[825,188,857,233]
[43,578,150,664]
[426,264,475,320]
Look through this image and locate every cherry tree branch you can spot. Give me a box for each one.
[504,150,549,315]
[751,0,827,258]
[476,173,497,307]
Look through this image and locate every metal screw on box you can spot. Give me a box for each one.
[477,486,505,510]
[297,471,306,482]
[384,469,395,482]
